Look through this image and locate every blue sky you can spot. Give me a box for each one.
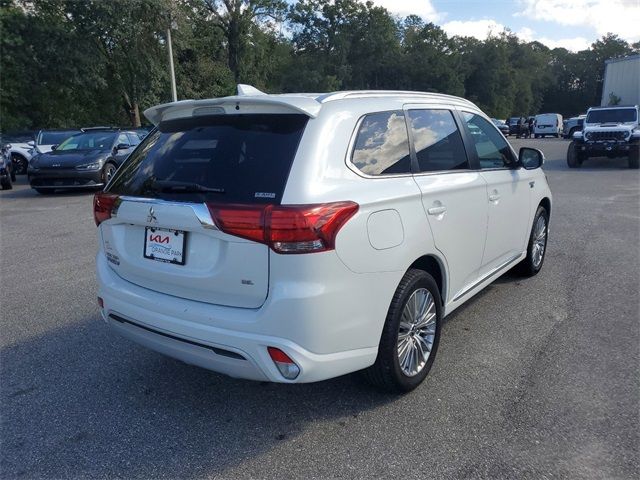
[368,0,640,51]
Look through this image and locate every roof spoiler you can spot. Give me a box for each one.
[144,84,321,125]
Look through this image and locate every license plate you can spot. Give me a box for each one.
[144,227,186,265]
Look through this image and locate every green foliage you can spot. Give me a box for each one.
[1,0,638,131]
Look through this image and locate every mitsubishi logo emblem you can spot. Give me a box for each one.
[147,206,157,224]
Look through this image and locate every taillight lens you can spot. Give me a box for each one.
[206,201,358,254]
[93,193,120,226]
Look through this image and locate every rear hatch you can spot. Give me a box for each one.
[99,113,308,308]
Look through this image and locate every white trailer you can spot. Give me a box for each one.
[601,55,640,106]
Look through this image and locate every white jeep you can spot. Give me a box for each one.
[568,105,640,169]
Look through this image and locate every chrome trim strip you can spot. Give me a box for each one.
[31,184,104,189]
[452,254,522,302]
[114,196,218,230]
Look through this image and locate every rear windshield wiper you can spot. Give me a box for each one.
[151,180,225,194]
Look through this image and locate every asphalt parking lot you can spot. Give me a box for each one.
[1,137,638,479]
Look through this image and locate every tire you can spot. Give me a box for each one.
[1,177,12,190]
[363,269,442,393]
[9,164,16,182]
[515,206,549,277]
[534,134,539,139]
[567,141,582,168]
[628,147,639,169]
[11,154,28,175]
[102,162,118,184]
[35,188,54,195]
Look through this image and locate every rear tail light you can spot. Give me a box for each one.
[207,201,358,254]
[267,347,300,380]
[93,193,120,226]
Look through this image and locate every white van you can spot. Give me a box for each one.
[534,113,563,138]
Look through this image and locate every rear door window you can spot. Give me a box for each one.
[107,114,308,204]
[408,109,468,172]
[351,111,411,176]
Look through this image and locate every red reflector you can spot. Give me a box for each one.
[267,347,294,364]
[93,193,119,226]
[206,201,358,254]
[97,297,104,308]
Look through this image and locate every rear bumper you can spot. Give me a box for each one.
[28,167,103,189]
[97,253,393,383]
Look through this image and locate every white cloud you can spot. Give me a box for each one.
[536,36,592,51]
[441,19,506,40]
[517,0,640,42]
[368,0,440,22]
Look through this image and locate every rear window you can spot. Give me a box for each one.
[107,114,308,204]
[351,111,411,176]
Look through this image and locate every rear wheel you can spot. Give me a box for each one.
[516,206,549,277]
[363,269,442,393]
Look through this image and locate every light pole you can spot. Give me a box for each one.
[167,23,177,102]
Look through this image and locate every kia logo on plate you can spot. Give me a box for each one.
[149,234,169,244]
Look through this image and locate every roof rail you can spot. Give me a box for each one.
[318,90,477,108]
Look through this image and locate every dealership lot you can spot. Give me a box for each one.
[1,138,638,478]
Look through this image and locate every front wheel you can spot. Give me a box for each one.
[516,206,549,277]
[628,147,639,169]
[567,141,582,168]
[11,154,28,175]
[102,162,118,184]
[363,269,442,393]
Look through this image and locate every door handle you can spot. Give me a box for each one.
[488,193,501,202]
[427,206,447,215]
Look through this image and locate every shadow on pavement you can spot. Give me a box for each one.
[0,316,397,478]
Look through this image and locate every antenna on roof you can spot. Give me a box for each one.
[237,84,267,96]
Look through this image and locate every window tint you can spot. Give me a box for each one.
[408,109,468,172]
[107,114,308,204]
[462,112,515,169]
[351,111,411,175]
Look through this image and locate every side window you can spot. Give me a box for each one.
[408,109,468,172]
[462,112,516,169]
[117,133,130,146]
[351,111,411,176]
[127,133,141,146]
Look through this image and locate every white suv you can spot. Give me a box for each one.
[95,86,552,392]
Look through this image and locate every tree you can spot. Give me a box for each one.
[203,0,287,82]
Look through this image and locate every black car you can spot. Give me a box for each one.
[28,128,142,194]
[491,118,510,136]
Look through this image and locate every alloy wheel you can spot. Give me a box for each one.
[397,288,437,377]
[532,215,547,268]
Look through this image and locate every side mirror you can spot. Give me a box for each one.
[519,147,544,170]
[51,144,58,151]
[27,140,35,147]
[116,143,130,150]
